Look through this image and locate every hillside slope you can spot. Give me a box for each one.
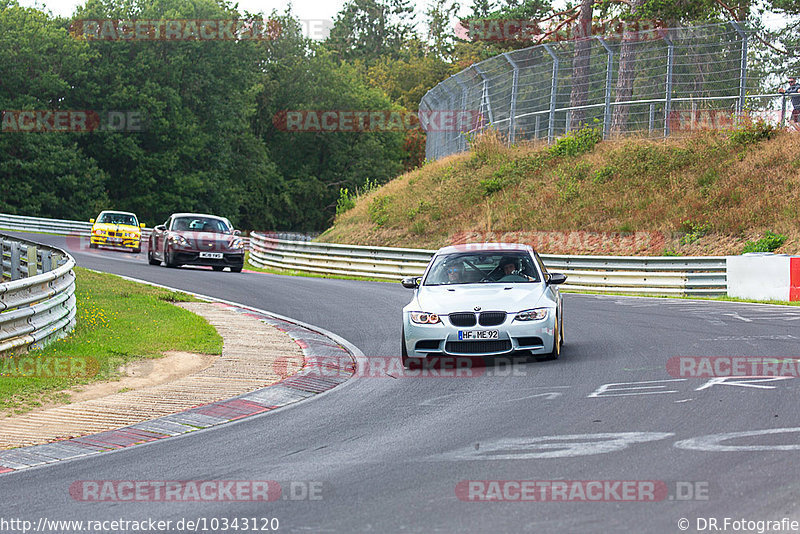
[319,128,800,256]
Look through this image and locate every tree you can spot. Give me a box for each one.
[326,0,417,64]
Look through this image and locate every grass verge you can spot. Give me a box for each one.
[0,267,223,416]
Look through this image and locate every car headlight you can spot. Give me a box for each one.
[93,229,106,235]
[125,232,137,238]
[514,308,548,321]
[170,235,189,246]
[231,238,244,249]
[409,311,441,324]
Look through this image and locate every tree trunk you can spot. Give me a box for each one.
[611,0,645,134]
[569,0,593,130]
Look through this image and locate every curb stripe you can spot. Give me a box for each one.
[791,258,800,302]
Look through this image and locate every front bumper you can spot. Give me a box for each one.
[171,251,244,268]
[403,313,556,358]
[90,235,140,249]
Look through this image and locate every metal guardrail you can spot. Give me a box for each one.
[0,213,259,250]
[249,233,727,296]
[0,234,77,354]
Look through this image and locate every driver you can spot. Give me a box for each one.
[446,263,464,284]
[498,256,535,281]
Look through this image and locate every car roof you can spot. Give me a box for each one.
[435,243,535,255]
[170,213,229,221]
[98,210,137,217]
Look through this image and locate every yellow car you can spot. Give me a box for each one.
[89,210,145,253]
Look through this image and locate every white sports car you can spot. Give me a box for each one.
[401,243,566,368]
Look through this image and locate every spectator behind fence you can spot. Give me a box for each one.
[779,75,800,123]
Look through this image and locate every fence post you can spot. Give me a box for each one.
[597,37,614,139]
[502,52,519,145]
[543,44,559,144]
[10,241,20,281]
[455,77,470,152]
[780,93,787,128]
[649,103,655,135]
[27,245,37,277]
[663,35,674,138]
[731,21,748,116]
[473,64,495,127]
[535,115,541,139]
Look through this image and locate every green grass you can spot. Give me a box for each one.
[0,267,223,416]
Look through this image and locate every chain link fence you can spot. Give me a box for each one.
[421,21,794,160]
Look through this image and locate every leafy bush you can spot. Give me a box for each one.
[468,129,505,164]
[741,231,787,253]
[729,118,778,146]
[336,188,356,216]
[550,126,602,157]
[679,221,712,245]
[593,165,616,184]
[368,196,391,227]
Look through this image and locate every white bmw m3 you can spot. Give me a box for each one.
[401,243,566,368]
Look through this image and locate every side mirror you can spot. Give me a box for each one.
[548,272,567,285]
[140,223,146,228]
[401,277,420,289]
[89,218,95,223]
[154,225,166,231]
[233,229,242,236]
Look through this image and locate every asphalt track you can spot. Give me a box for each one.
[3,231,800,533]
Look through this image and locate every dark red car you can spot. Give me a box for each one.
[148,213,245,272]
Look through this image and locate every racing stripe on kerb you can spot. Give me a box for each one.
[0,303,356,474]
[791,258,800,302]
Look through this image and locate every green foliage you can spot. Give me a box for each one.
[368,195,392,227]
[336,188,357,215]
[550,126,603,158]
[679,221,712,245]
[593,165,616,184]
[742,231,787,253]
[729,119,778,146]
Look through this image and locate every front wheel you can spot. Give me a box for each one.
[148,247,160,265]
[540,315,561,361]
[164,244,176,268]
[401,327,411,369]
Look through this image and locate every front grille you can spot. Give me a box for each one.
[479,312,507,326]
[449,313,477,327]
[445,340,512,354]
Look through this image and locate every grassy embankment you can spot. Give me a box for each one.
[0,268,222,416]
[320,126,800,256]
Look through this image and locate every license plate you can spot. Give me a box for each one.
[199,252,223,259]
[458,330,499,340]
[107,238,122,243]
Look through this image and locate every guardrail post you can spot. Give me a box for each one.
[780,93,787,128]
[663,35,674,138]
[731,21,748,116]
[1,238,6,280]
[42,250,52,272]
[597,37,614,139]
[502,52,520,144]
[27,245,37,277]
[543,44,559,144]
[534,116,541,139]
[649,103,655,134]
[10,241,20,280]
[565,110,571,133]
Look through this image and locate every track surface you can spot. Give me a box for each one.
[3,231,800,533]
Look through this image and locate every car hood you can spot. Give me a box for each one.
[92,223,140,233]
[171,231,239,248]
[414,284,549,314]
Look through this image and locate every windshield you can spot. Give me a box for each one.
[423,252,540,286]
[171,217,231,234]
[97,212,137,226]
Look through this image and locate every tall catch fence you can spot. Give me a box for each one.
[422,21,791,159]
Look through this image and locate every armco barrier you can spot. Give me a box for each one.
[249,233,727,296]
[0,213,257,250]
[0,234,77,354]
